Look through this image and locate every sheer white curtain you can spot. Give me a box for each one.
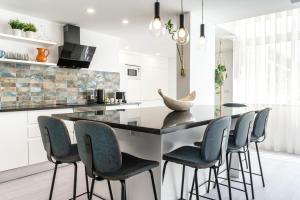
[232,9,300,105]
[222,9,300,154]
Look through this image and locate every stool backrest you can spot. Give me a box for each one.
[223,103,247,107]
[75,120,122,176]
[38,116,72,162]
[252,108,271,139]
[233,112,255,148]
[201,116,231,163]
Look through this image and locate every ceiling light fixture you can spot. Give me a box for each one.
[86,8,95,14]
[122,19,129,24]
[175,0,189,45]
[149,0,165,36]
[200,0,206,44]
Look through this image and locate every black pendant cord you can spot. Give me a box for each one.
[201,0,204,24]
[154,1,160,19]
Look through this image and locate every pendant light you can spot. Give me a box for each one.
[200,0,206,44]
[149,0,164,36]
[175,0,189,45]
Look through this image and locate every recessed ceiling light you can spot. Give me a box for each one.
[122,19,129,24]
[86,8,95,14]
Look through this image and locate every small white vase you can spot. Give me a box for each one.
[25,31,35,38]
[12,29,22,37]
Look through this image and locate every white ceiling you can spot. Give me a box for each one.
[0,0,299,58]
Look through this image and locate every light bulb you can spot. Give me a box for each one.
[200,36,206,44]
[176,27,189,45]
[149,18,165,36]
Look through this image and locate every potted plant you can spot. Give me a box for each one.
[165,19,185,76]
[23,23,37,38]
[215,63,227,105]
[8,19,25,36]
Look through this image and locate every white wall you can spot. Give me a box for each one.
[168,57,177,98]
[119,51,172,102]
[0,8,120,72]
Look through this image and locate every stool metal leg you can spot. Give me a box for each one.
[73,162,77,200]
[207,168,212,193]
[243,147,249,169]
[120,180,127,200]
[107,180,114,200]
[162,161,168,183]
[179,165,186,200]
[226,153,232,200]
[238,153,249,200]
[189,176,195,200]
[247,150,255,199]
[194,168,200,200]
[85,168,89,199]
[49,163,58,200]
[213,167,222,200]
[256,142,265,187]
[149,170,158,200]
[90,178,95,200]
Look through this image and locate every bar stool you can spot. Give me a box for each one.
[38,116,89,200]
[74,120,159,200]
[250,108,271,187]
[162,116,231,200]
[225,112,255,200]
[223,103,247,107]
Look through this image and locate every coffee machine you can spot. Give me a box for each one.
[95,89,105,104]
[116,92,126,103]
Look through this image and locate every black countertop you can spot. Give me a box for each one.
[53,105,266,135]
[0,102,141,112]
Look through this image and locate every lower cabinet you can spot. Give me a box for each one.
[0,108,74,171]
[28,138,47,165]
[0,112,28,171]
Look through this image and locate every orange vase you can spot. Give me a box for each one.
[36,48,49,62]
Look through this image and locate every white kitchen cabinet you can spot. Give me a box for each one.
[0,111,28,171]
[28,138,47,164]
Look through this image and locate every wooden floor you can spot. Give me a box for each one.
[0,150,300,200]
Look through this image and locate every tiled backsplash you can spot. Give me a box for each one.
[0,63,120,107]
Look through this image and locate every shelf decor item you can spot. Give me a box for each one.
[158,89,196,111]
[36,48,49,62]
[8,19,25,37]
[149,0,165,36]
[0,50,6,58]
[215,41,228,105]
[23,23,37,38]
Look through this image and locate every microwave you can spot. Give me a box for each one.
[125,64,141,80]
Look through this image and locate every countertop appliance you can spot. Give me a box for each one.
[57,24,96,69]
[95,89,105,104]
[116,92,127,103]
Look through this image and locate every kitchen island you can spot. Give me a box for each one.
[54,105,263,200]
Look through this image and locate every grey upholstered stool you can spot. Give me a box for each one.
[162,116,232,200]
[38,116,89,200]
[224,112,255,200]
[250,108,271,187]
[74,120,159,200]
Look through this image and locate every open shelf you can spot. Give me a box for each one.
[0,58,56,67]
[0,33,57,46]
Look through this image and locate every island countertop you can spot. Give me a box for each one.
[53,105,265,135]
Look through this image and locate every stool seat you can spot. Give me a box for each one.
[96,153,159,180]
[54,144,81,163]
[163,146,217,169]
[193,141,202,147]
[250,135,262,142]
[227,135,241,152]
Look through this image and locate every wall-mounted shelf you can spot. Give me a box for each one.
[0,58,56,67]
[0,33,57,46]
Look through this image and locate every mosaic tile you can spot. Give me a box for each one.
[0,63,120,105]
